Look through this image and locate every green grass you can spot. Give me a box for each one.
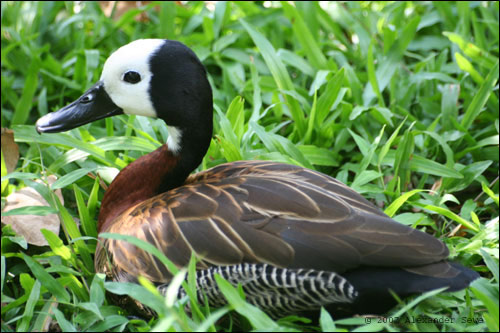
[1,1,499,331]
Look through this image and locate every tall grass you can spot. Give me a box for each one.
[1,2,498,331]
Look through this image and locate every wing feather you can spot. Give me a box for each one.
[96,161,449,283]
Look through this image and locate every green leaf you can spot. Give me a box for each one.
[385,189,426,217]
[319,307,336,332]
[278,49,315,77]
[52,307,77,332]
[409,72,458,84]
[73,184,96,238]
[13,126,126,169]
[352,170,383,192]
[297,145,339,166]
[40,229,72,261]
[51,167,97,190]
[363,15,420,105]
[455,135,499,160]
[213,33,241,53]
[316,68,345,126]
[217,136,242,162]
[225,96,245,144]
[158,1,177,38]
[249,59,263,123]
[378,117,405,166]
[418,204,480,232]
[186,252,206,323]
[1,150,9,194]
[281,2,328,70]
[1,206,57,217]
[87,315,129,332]
[394,126,415,191]
[1,172,39,182]
[481,182,499,206]
[470,278,499,332]
[443,160,492,192]
[367,39,384,107]
[358,126,384,174]
[39,68,80,90]
[215,105,240,148]
[12,59,39,125]
[251,122,313,169]
[89,274,106,307]
[480,249,499,283]
[104,281,166,315]
[455,52,484,83]
[87,176,100,222]
[410,155,463,178]
[77,302,103,320]
[22,254,70,302]
[18,280,41,332]
[214,274,279,330]
[54,196,93,270]
[348,129,371,156]
[240,19,305,136]
[422,131,455,168]
[444,32,498,68]
[163,269,186,307]
[461,60,499,130]
[305,90,318,143]
[194,308,230,333]
[391,287,449,318]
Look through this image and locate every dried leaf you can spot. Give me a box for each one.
[1,176,63,246]
[1,128,19,173]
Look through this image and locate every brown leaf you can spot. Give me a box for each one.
[1,128,19,173]
[1,176,63,246]
[430,178,442,195]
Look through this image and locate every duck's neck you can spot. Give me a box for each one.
[97,124,212,233]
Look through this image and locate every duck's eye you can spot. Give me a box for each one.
[123,71,141,84]
[81,93,94,104]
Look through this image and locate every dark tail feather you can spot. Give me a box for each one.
[329,261,479,316]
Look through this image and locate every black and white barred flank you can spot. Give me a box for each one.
[160,263,358,318]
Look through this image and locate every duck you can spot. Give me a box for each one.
[36,39,479,318]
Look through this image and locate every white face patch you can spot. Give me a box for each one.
[100,39,165,117]
[166,126,182,154]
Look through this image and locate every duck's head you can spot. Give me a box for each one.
[36,39,213,154]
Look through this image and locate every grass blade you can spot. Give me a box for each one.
[214,274,279,330]
[367,39,384,107]
[240,19,306,136]
[281,2,328,70]
[22,254,70,302]
[316,68,345,126]
[12,59,39,125]
[461,60,499,130]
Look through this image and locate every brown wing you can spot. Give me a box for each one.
[95,160,448,283]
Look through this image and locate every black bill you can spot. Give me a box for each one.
[36,81,123,133]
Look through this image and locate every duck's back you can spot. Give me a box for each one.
[98,161,455,277]
[185,160,450,268]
